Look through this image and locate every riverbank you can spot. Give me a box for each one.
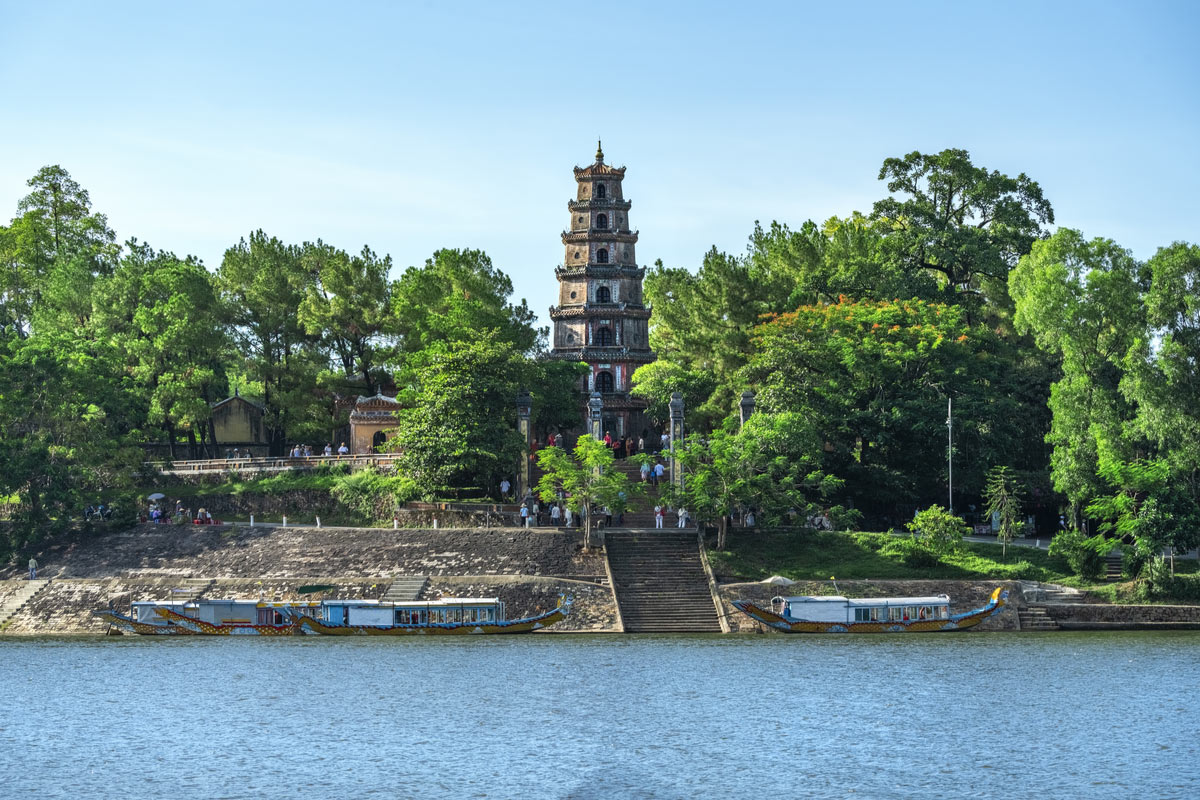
[0,523,618,634]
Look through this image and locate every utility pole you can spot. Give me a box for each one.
[947,397,953,514]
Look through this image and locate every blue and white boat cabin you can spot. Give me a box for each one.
[316,598,506,626]
[131,600,192,627]
[771,594,952,623]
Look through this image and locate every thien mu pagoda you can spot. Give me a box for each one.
[549,142,654,438]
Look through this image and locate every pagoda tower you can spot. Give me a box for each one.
[549,142,654,438]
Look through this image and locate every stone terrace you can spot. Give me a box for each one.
[2,524,605,581]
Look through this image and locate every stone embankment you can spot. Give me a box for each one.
[0,523,617,635]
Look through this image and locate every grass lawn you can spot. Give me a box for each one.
[708,529,1097,587]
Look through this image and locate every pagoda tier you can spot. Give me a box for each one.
[548,142,655,438]
[568,198,632,212]
[548,305,651,320]
[554,264,646,280]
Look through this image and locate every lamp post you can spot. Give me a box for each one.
[946,397,953,514]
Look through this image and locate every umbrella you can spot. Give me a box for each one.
[762,575,795,586]
[147,492,166,500]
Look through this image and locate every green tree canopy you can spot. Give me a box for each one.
[391,248,543,358]
[872,148,1053,308]
[298,240,395,395]
[388,337,529,498]
[217,230,323,455]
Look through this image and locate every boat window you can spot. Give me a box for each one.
[888,607,903,621]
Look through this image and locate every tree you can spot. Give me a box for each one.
[983,466,1025,559]
[1123,242,1200,510]
[388,338,528,497]
[92,239,229,458]
[0,331,140,558]
[746,297,982,516]
[217,231,323,455]
[746,216,938,308]
[637,248,788,429]
[906,505,968,556]
[535,435,640,549]
[665,413,843,550]
[391,248,543,358]
[298,241,395,395]
[1009,229,1144,515]
[1,165,117,336]
[872,148,1053,308]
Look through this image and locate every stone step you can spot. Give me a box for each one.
[0,579,52,627]
[171,578,214,602]
[606,531,721,634]
[1019,605,1060,631]
[380,575,428,602]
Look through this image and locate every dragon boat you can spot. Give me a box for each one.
[151,599,320,635]
[284,595,572,636]
[732,586,1008,633]
[93,602,197,635]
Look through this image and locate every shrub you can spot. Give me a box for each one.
[331,470,420,522]
[1123,548,1150,580]
[1047,528,1111,580]
[906,505,968,556]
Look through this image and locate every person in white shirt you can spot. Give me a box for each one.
[324,443,332,456]
[519,505,530,528]
[550,504,562,525]
[654,462,665,484]
[500,478,511,498]
[660,432,669,450]
[654,505,664,529]
[337,442,349,455]
[565,506,575,527]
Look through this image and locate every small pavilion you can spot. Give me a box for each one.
[348,393,403,454]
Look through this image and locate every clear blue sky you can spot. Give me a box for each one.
[2,1,1197,323]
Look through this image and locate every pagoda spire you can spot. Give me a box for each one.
[595,139,604,162]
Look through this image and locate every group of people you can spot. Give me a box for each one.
[144,499,215,525]
[288,443,351,458]
[518,499,626,529]
[83,503,112,521]
[652,505,691,529]
[638,460,667,485]
[601,431,644,459]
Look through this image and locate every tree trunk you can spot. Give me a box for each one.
[717,515,728,551]
[166,422,177,461]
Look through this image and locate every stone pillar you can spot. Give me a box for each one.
[739,390,756,430]
[517,391,533,499]
[588,391,603,441]
[669,392,685,491]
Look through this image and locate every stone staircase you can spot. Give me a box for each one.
[0,579,52,628]
[1019,580,1083,604]
[380,575,428,602]
[609,459,682,528]
[605,529,721,633]
[1104,552,1124,581]
[1018,605,1060,631]
[173,577,214,602]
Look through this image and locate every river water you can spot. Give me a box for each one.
[1,632,1197,799]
